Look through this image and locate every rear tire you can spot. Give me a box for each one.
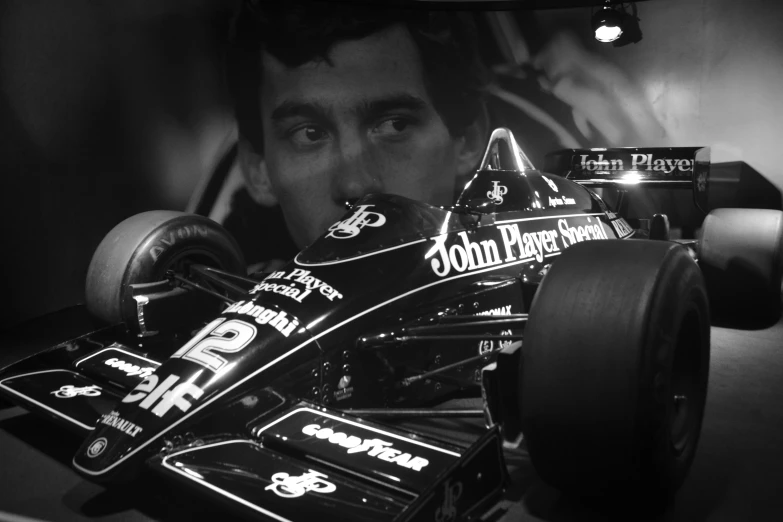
[699,208,783,315]
[85,211,245,326]
[519,240,710,510]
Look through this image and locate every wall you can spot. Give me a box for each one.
[0,0,237,328]
[511,0,783,185]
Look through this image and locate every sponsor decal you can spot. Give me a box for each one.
[302,424,429,471]
[486,181,508,204]
[223,302,299,338]
[326,204,386,239]
[103,357,156,379]
[603,211,634,237]
[171,318,256,372]
[251,268,343,302]
[548,196,576,207]
[610,218,634,237]
[87,437,108,458]
[51,385,101,398]
[428,218,608,278]
[149,224,209,262]
[122,374,204,417]
[435,479,463,522]
[478,330,513,355]
[334,375,353,402]
[99,410,143,437]
[265,470,337,498]
[474,306,513,355]
[475,305,511,317]
[543,176,559,192]
[577,153,694,175]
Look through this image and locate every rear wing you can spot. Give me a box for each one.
[544,147,710,213]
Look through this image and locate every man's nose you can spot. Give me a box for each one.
[331,138,384,206]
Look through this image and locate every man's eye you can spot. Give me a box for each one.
[289,126,328,146]
[375,118,411,136]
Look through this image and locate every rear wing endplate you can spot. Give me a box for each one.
[544,147,710,213]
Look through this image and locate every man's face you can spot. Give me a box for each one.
[258,24,463,248]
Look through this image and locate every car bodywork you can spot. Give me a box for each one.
[0,129,710,521]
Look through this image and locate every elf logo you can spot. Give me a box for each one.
[122,373,204,417]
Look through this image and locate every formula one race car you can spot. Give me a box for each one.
[1,129,781,521]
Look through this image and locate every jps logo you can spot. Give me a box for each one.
[51,385,101,398]
[543,176,559,192]
[265,470,337,498]
[122,374,204,417]
[326,204,386,239]
[486,181,508,204]
[435,479,463,522]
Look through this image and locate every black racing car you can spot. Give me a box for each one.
[1,128,781,521]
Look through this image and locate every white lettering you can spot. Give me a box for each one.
[430,219,606,277]
[224,301,300,338]
[548,196,576,207]
[579,154,623,172]
[611,218,634,237]
[251,270,342,302]
[428,231,502,277]
[122,373,204,418]
[302,424,429,471]
[103,357,157,379]
[99,410,143,437]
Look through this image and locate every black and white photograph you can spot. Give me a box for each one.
[1,0,782,520]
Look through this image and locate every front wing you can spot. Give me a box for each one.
[151,403,507,521]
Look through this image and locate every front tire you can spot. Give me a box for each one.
[85,211,245,326]
[519,240,710,509]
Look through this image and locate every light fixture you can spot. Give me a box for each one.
[591,2,643,46]
[592,5,624,43]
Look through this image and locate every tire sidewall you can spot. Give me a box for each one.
[518,240,710,505]
[86,212,245,326]
[635,252,710,500]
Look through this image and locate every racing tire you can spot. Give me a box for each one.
[85,211,245,326]
[518,240,710,510]
[698,208,783,316]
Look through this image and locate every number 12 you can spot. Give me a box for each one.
[171,318,257,372]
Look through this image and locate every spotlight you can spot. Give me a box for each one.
[592,6,624,43]
[591,2,643,46]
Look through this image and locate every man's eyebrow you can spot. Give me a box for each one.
[270,100,330,122]
[362,94,428,116]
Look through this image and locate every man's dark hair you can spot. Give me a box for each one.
[227,0,490,154]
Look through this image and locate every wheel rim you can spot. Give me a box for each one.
[669,308,702,456]
[155,247,224,281]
